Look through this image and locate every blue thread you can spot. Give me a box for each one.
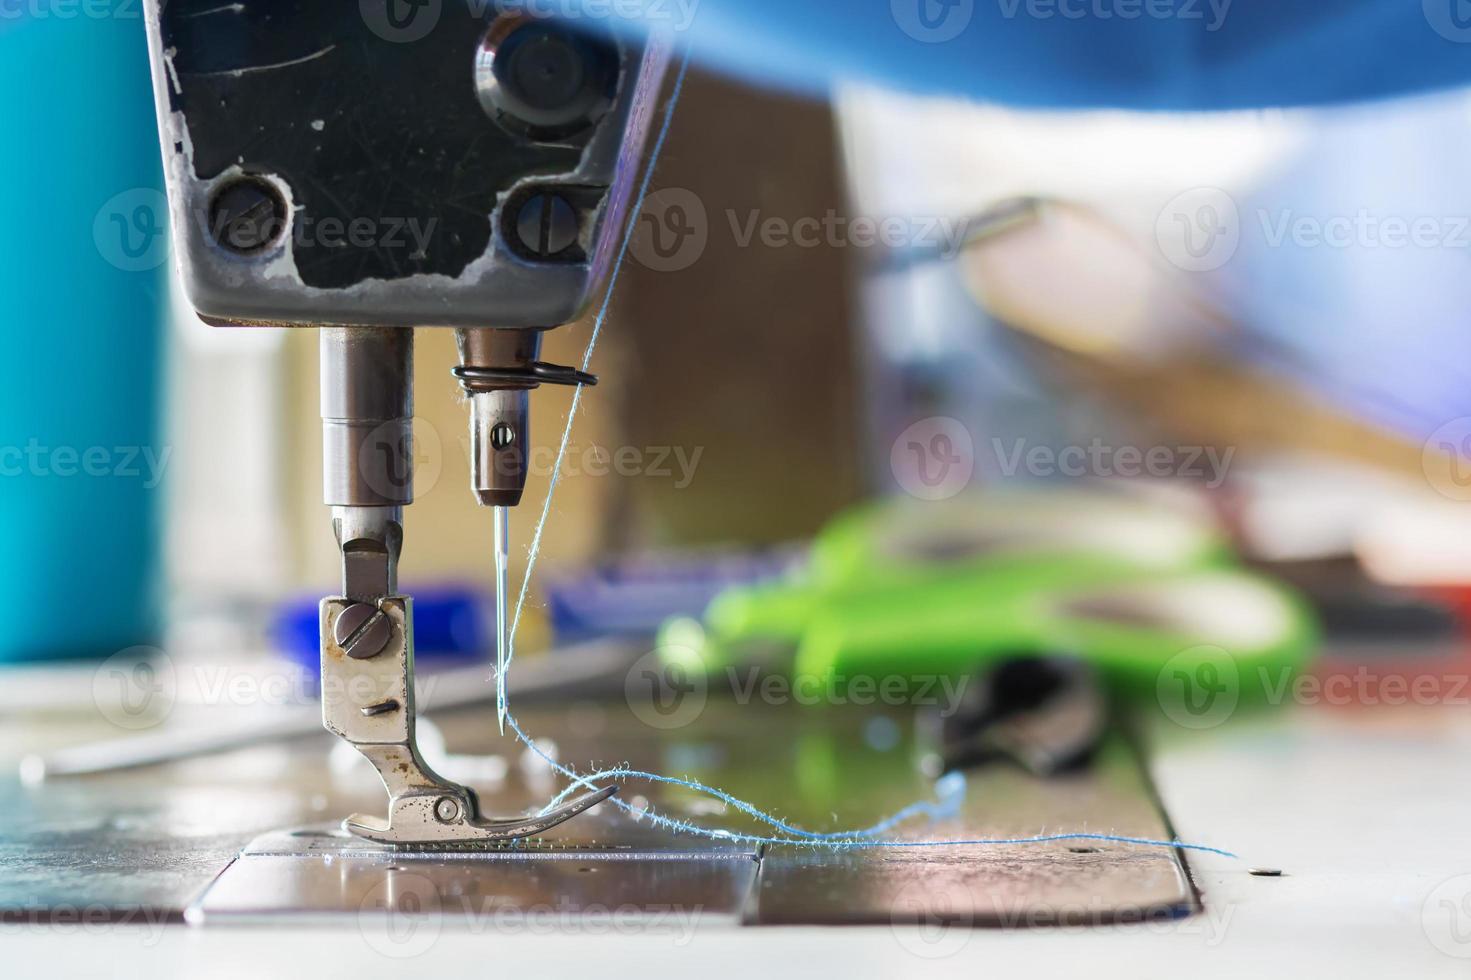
[497,49,695,726]
[495,48,1238,863]
[509,715,1238,860]
[537,757,968,841]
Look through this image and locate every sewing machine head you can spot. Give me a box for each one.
[142,0,672,843]
[146,0,667,328]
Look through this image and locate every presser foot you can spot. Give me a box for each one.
[321,596,615,845]
[342,772,616,846]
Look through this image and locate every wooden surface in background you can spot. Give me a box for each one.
[607,70,863,549]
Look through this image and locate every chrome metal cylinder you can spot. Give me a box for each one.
[456,329,540,509]
[321,327,414,508]
[468,389,531,508]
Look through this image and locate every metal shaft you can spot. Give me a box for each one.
[321,327,413,600]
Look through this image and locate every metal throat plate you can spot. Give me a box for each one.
[179,706,1195,929]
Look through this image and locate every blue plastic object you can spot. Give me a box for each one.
[545,547,800,642]
[579,0,1471,110]
[272,586,493,678]
[0,14,167,661]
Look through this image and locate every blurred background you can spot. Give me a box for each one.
[9,13,1471,759]
[179,85,1471,654]
[14,9,1471,970]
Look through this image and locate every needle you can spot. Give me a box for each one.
[494,503,510,735]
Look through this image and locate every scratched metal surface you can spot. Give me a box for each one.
[195,823,760,926]
[752,738,1195,926]
[0,690,1192,927]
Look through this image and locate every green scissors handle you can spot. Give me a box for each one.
[660,494,1316,706]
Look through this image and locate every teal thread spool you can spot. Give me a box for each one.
[0,13,166,661]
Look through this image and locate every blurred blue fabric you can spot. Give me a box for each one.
[1230,90,1471,442]
[605,1,1471,443]
[591,1,1471,108]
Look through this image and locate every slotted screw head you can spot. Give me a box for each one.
[333,603,392,660]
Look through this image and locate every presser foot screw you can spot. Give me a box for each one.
[434,797,461,823]
[333,603,392,660]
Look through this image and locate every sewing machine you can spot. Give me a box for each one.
[143,0,671,842]
[7,5,1471,976]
